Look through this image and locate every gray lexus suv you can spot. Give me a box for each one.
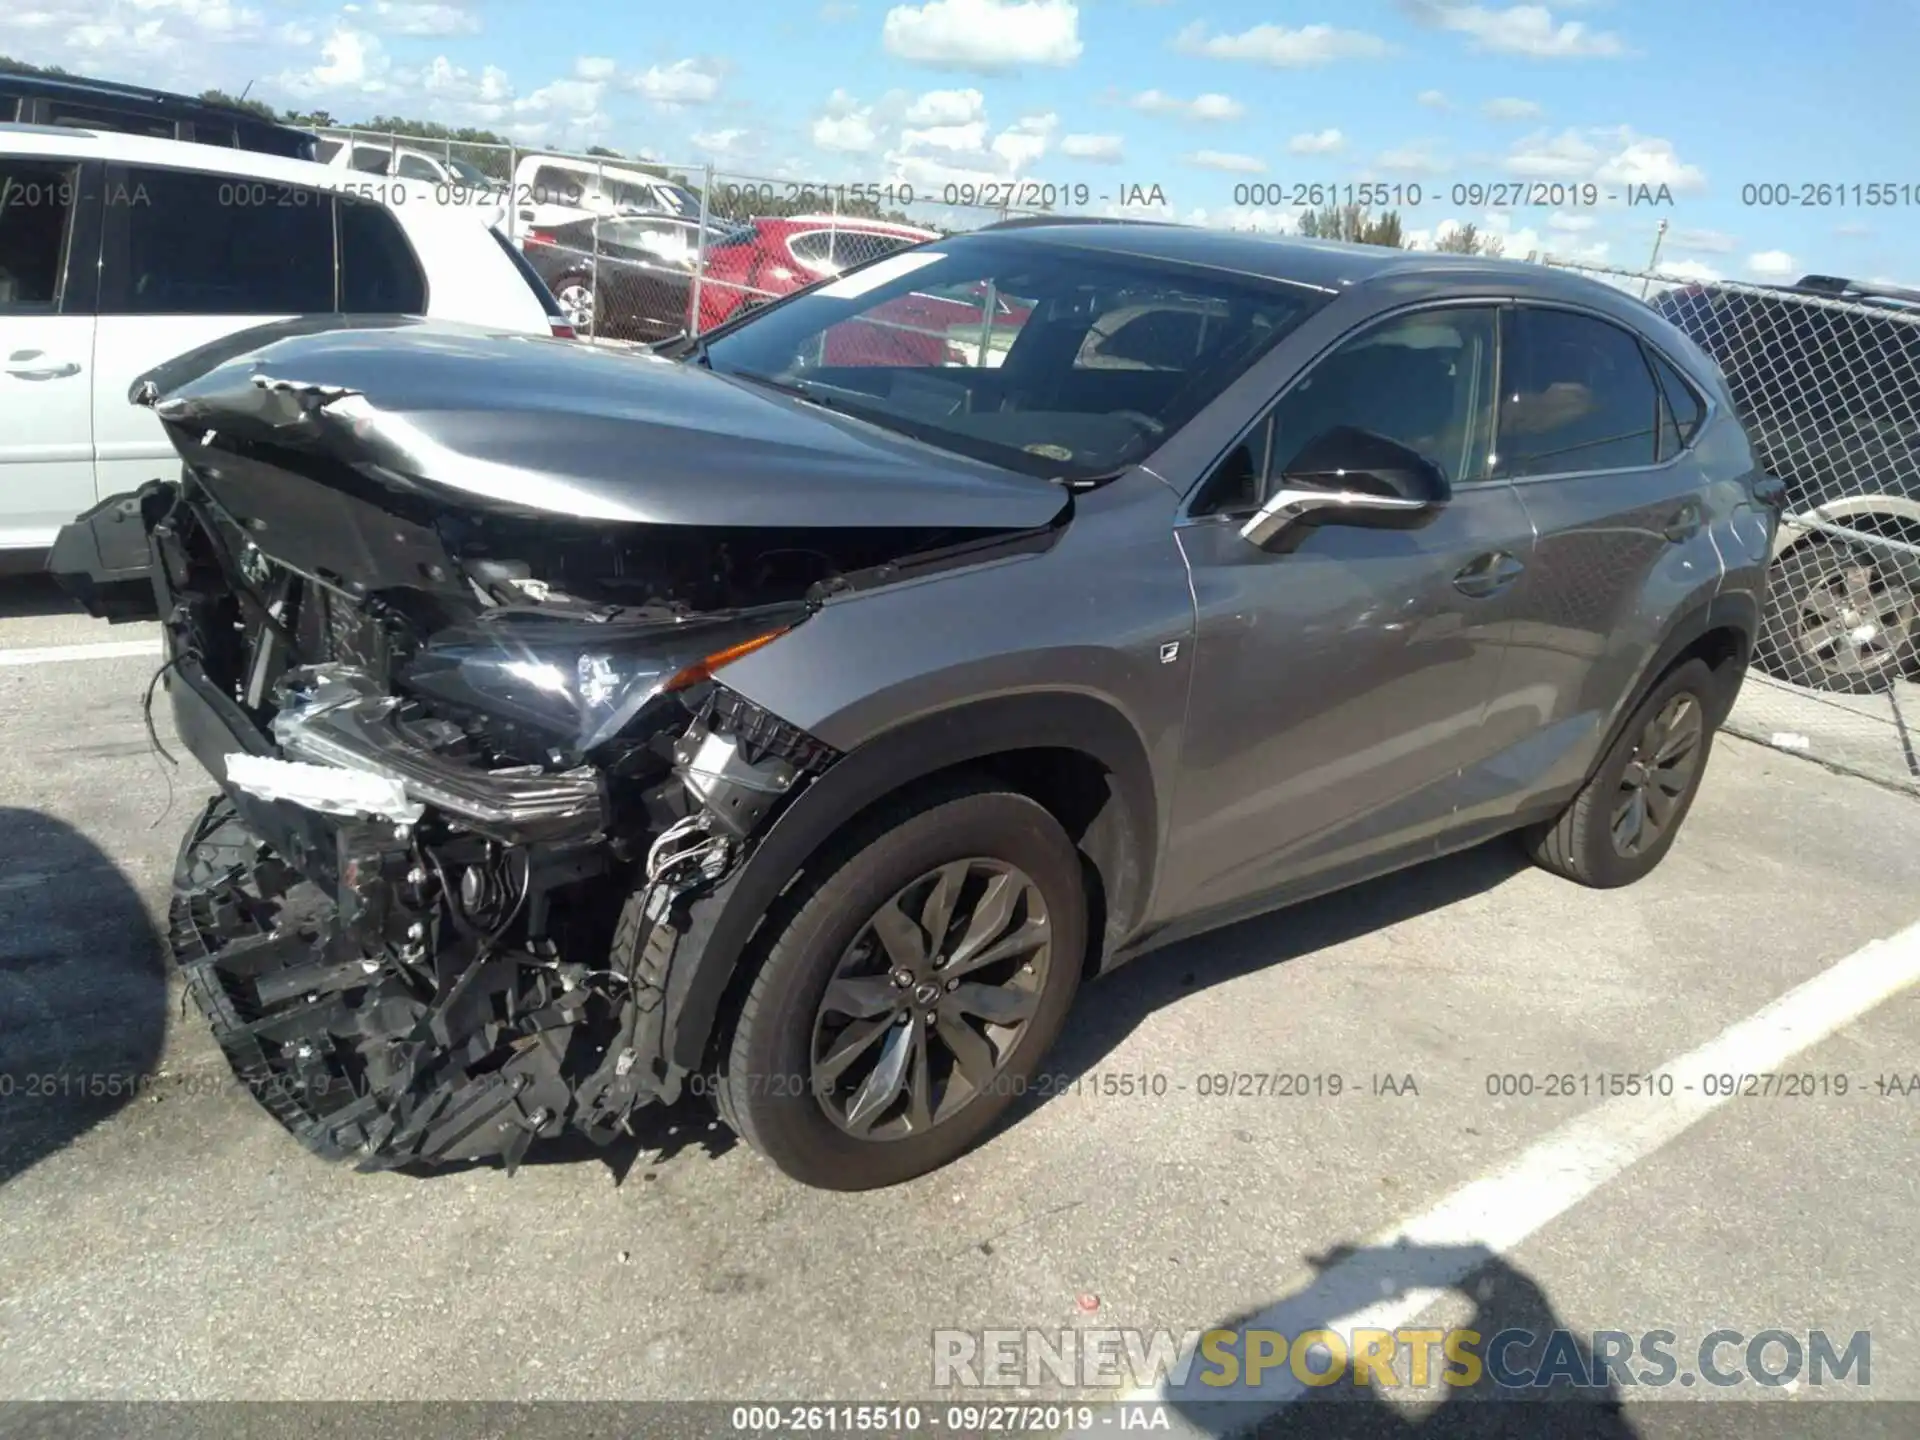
[50,221,1781,1188]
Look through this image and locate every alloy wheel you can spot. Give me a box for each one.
[1611,692,1704,858]
[809,858,1052,1141]
[555,281,595,330]
[1791,554,1916,687]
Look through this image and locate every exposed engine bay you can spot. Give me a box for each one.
[55,324,1071,1171]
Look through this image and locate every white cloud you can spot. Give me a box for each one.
[905,120,990,152]
[882,0,1083,71]
[1834,221,1872,238]
[1125,89,1246,121]
[1060,132,1125,162]
[574,56,617,82]
[278,25,392,94]
[1669,227,1736,254]
[903,88,987,125]
[1482,96,1542,120]
[351,1,479,36]
[991,112,1057,171]
[1506,127,1705,193]
[1189,206,1303,233]
[1748,250,1797,279]
[691,128,748,155]
[514,77,603,117]
[1377,143,1450,174]
[627,58,722,107]
[1187,149,1266,173]
[1288,128,1345,154]
[1404,2,1626,57]
[812,89,880,152]
[1173,20,1392,65]
[1547,210,1597,232]
[820,0,858,16]
[1654,258,1722,284]
[1418,89,1451,108]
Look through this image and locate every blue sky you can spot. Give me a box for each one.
[6,0,1917,283]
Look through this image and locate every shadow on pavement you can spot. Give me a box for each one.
[1035,837,1529,1101]
[1164,1244,1635,1439]
[0,572,77,615]
[0,807,167,1187]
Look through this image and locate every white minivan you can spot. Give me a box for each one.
[0,123,567,555]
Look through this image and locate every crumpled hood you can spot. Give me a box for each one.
[133,316,1070,532]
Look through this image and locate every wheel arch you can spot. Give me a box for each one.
[662,691,1160,1074]
[1602,590,1757,759]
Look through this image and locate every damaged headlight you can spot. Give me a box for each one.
[403,607,802,762]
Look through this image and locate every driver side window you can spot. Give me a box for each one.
[1194,306,1498,516]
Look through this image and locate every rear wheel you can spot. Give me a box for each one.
[1524,658,1718,888]
[715,782,1085,1189]
[1756,536,1918,694]
[553,275,595,332]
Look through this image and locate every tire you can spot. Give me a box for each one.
[715,781,1086,1189]
[1755,537,1918,695]
[1523,658,1719,889]
[552,274,595,331]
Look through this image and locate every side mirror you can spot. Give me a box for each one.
[1240,426,1451,548]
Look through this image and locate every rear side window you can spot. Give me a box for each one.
[44,100,177,139]
[339,198,427,313]
[394,152,441,182]
[0,161,79,312]
[1650,350,1706,460]
[1497,308,1660,477]
[100,165,334,315]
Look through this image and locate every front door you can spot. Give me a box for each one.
[1161,304,1538,920]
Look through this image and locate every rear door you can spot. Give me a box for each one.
[1485,304,1726,806]
[91,162,336,498]
[0,155,99,549]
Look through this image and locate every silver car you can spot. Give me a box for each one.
[50,222,1782,1187]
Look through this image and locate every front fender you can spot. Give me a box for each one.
[660,689,1160,1074]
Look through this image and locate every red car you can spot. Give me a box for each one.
[695,215,939,330]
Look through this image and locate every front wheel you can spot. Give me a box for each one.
[715,782,1086,1189]
[1523,658,1719,888]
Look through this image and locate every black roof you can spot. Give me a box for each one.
[0,70,313,137]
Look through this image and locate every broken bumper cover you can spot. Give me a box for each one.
[170,794,588,1169]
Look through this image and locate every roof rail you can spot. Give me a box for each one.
[1794,273,1920,306]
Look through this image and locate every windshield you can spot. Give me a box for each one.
[698,233,1330,482]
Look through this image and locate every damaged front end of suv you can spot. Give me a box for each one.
[50,318,1069,1171]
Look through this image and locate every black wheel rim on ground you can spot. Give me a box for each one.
[1792,552,1916,687]
[809,858,1052,1140]
[1612,692,1705,858]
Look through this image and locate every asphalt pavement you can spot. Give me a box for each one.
[0,572,1915,1439]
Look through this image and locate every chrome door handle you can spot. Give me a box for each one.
[1452,551,1526,598]
[5,361,81,380]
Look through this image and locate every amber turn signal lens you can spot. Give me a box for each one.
[662,626,792,693]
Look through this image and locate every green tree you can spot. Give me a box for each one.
[0,54,69,76]
[197,87,279,121]
[1433,223,1506,257]
[1297,203,1406,248]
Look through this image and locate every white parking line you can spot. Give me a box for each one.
[1082,919,1920,1436]
[0,639,162,667]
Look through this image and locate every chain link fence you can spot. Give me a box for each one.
[1547,258,1920,792]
